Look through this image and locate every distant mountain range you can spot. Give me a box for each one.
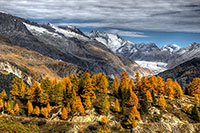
[89,30,200,74]
[0,12,151,78]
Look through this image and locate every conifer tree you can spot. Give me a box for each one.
[0,99,3,111]
[194,94,199,104]
[27,100,33,115]
[128,89,138,107]
[83,96,92,110]
[114,98,120,112]
[33,106,40,116]
[174,80,183,99]
[40,77,52,95]
[14,103,19,113]
[111,76,120,97]
[156,76,165,95]
[51,79,64,105]
[151,90,157,105]
[125,108,137,129]
[100,95,110,114]
[71,75,80,92]
[0,89,7,100]
[191,104,200,122]
[158,95,166,109]
[10,77,29,101]
[188,78,200,96]
[41,107,48,118]
[47,103,51,113]
[71,96,85,115]
[131,106,141,120]
[146,90,153,104]
[96,73,109,94]
[63,76,72,99]
[6,101,12,113]
[165,79,175,98]
[134,72,140,88]
[91,74,97,87]
[129,79,135,92]
[61,107,68,120]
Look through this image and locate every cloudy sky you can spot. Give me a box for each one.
[1,0,200,47]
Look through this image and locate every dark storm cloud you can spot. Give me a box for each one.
[0,0,200,35]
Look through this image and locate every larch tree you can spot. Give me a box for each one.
[113,98,120,112]
[47,103,51,113]
[31,81,45,105]
[71,96,85,115]
[51,79,64,105]
[33,106,40,116]
[40,77,52,98]
[128,89,138,107]
[63,76,72,99]
[71,75,80,92]
[41,107,49,118]
[131,106,141,120]
[0,99,3,111]
[134,72,140,88]
[14,103,19,113]
[188,78,200,96]
[146,90,153,104]
[111,76,120,97]
[96,73,109,94]
[27,100,33,115]
[101,116,108,126]
[100,95,110,114]
[61,107,68,120]
[125,108,137,129]
[174,80,183,99]
[91,74,97,87]
[158,95,166,109]
[129,79,135,92]
[165,79,175,99]
[83,96,92,110]
[0,89,7,100]
[10,77,29,101]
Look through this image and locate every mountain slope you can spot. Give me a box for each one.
[0,12,151,77]
[0,34,89,85]
[158,58,200,89]
[167,43,200,69]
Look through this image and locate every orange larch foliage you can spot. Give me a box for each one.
[128,89,139,107]
[33,106,40,116]
[47,103,51,113]
[0,99,3,110]
[14,103,19,113]
[174,80,183,99]
[134,72,140,88]
[111,76,120,96]
[96,73,109,94]
[0,89,7,99]
[27,100,33,115]
[100,95,110,114]
[83,96,92,109]
[114,98,120,112]
[72,96,85,115]
[158,95,166,109]
[41,107,48,118]
[61,107,68,120]
[146,90,153,104]
[101,116,108,125]
[63,76,72,98]
[165,79,175,99]
[130,106,141,120]
[188,78,200,96]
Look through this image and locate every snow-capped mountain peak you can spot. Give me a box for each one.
[161,44,181,54]
[89,30,133,52]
